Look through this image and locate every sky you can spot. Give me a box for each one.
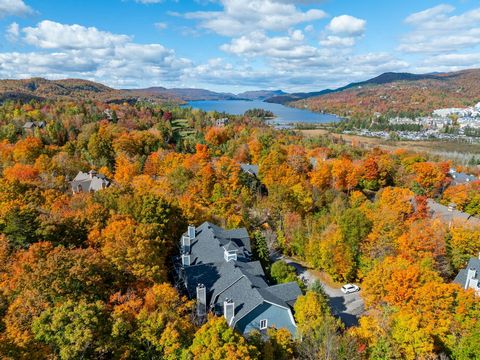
[0,0,480,92]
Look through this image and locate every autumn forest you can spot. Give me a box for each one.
[0,99,478,360]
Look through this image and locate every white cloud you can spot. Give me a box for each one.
[320,35,356,47]
[185,51,408,92]
[23,20,131,50]
[399,5,480,53]
[5,21,19,42]
[184,0,327,36]
[220,30,317,59]
[0,20,192,88]
[326,15,366,36]
[410,52,480,74]
[154,22,167,30]
[0,0,32,18]
[404,4,454,25]
[320,15,366,48]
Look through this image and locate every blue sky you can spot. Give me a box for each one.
[0,0,480,92]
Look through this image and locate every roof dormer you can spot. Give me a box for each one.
[223,241,239,262]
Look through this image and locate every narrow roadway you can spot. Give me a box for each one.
[281,256,365,328]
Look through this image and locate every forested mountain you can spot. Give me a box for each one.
[135,86,241,101]
[265,89,335,104]
[288,69,480,118]
[237,90,286,100]
[0,78,178,104]
[137,88,287,101]
[263,72,434,105]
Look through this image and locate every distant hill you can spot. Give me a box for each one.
[287,69,480,118]
[0,78,287,104]
[135,87,239,101]
[236,90,286,101]
[136,88,287,101]
[0,78,178,104]
[265,72,441,105]
[265,89,334,104]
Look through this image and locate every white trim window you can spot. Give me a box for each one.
[259,319,268,330]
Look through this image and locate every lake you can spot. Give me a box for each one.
[184,100,341,126]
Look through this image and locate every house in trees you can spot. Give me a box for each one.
[22,121,46,131]
[448,168,477,185]
[70,170,111,194]
[240,163,259,178]
[454,254,480,296]
[240,163,267,196]
[427,199,480,227]
[178,222,301,335]
[215,118,229,127]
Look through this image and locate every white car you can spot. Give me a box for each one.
[341,284,360,294]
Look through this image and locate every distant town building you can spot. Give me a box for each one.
[448,168,477,185]
[70,170,110,194]
[177,222,301,335]
[215,118,229,127]
[23,121,46,131]
[103,109,114,121]
[240,163,259,178]
[454,254,480,296]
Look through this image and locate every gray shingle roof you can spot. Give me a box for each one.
[181,222,301,329]
[23,121,36,129]
[427,199,480,226]
[240,164,259,177]
[70,170,110,193]
[265,282,303,307]
[224,241,240,252]
[22,121,46,129]
[454,257,480,288]
[449,169,477,185]
[187,222,251,265]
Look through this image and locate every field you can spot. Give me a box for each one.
[299,129,480,164]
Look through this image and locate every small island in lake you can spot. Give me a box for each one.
[244,108,275,119]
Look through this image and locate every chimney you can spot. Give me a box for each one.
[182,235,191,253]
[224,298,235,325]
[196,283,207,317]
[466,268,477,289]
[89,170,96,180]
[181,253,190,267]
[188,225,196,239]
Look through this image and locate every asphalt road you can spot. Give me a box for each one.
[282,257,365,328]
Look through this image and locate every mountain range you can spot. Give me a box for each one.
[0,78,178,104]
[263,72,443,104]
[133,88,286,101]
[290,69,480,118]
[1,69,480,119]
[0,78,285,103]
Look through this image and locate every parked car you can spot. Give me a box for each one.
[341,284,360,294]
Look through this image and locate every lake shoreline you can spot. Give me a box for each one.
[183,99,342,125]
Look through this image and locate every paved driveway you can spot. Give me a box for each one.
[282,257,364,328]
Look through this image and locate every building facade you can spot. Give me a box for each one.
[178,222,301,336]
[454,255,480,296]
